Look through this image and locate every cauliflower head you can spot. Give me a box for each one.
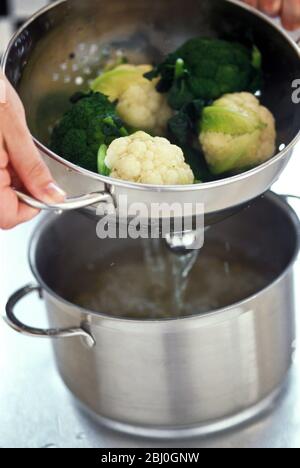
[91,64,152,102]
[199,92,276,175]
[91,64,172,135]
[105,131,194,185]
[116,78,173,136]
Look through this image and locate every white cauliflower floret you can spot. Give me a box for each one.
[105,131,194,185]
[199,92,276,175]
[256,104,277,163]
[91,64,172,136]
[117,78,173,136]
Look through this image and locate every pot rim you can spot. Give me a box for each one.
[1,0,300,193]
[28,192,300,324]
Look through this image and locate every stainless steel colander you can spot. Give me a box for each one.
[2,0,300,224]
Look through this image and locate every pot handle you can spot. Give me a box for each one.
[281,194,300,234]
[15,190,114,212]
[281,194,300,203]
[5,284,95,347]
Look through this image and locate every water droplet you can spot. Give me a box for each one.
[279,143,286,151]
[75,76,84,86]
[225,242,231,252]
[224,261,230,276]
[83,67,91,75]
[52,73,59,81]
[89,44,99,55]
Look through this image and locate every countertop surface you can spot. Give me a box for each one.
[0,151,300,448]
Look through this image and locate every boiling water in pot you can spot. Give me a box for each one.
[68,239,274,320]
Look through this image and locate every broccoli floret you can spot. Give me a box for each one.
[168,98,204,146]
[97,144,110,176]
[50,92,129,172]
[166,58,194,110]
[145,38,262,110]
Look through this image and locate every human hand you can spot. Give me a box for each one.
[243,0,300,30]
[0,71,65,230]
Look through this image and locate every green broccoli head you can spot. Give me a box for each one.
[145,38,262,110]
[50,92,129,172]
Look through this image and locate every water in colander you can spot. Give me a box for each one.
[69,239,273,320]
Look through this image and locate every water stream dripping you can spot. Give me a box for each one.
[143,233,200,317]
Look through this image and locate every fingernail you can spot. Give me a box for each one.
[43,182,66,203]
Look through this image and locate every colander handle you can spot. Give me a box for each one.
[4,284,95,348]
[15,190,113,211]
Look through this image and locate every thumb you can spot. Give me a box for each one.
[4,118,66,203]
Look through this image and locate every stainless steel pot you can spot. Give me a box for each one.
[2,0,300,223]
[5,192,299,438]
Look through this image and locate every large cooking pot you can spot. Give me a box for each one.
[5,192,299,438]
[2,0,300,224]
